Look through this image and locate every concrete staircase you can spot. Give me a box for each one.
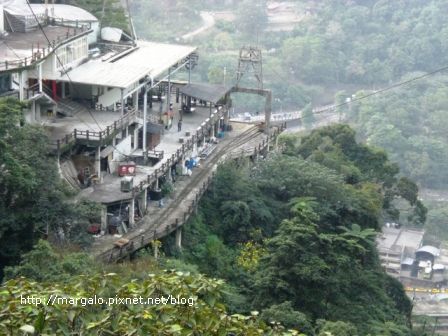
[57,98,91,117]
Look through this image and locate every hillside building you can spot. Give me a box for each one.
[0,0,233,239]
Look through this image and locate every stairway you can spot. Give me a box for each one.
[57,98,91,117]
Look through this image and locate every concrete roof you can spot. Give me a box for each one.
[0,25,82,62]
[52,41,196,89]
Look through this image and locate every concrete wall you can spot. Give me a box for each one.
[88,22,100,45]
[97,87,122,109]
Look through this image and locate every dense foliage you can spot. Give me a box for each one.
[1,257,300,335]
[0,98,99,277]
[174,125,420,335]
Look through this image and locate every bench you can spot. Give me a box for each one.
[200,144,216,158]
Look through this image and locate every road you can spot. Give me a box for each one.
[181,11,215,41]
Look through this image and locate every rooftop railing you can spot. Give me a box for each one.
[0,21,91,72]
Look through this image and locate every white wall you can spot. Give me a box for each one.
[110,135,133,172]
[97,87,121,109]
[88,22,100,45]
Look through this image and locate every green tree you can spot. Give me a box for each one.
[1,271,302,335]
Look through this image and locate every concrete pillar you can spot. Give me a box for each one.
[188,57,191,84]
[61,82,66,98]
[167,67,172,110]
[193,141,197,157]
[143,88,148,155]
[100,206,107,234]
[120,88,124,116]
[133,90,139,111]
[175,227,182,250]
[35,103,41,122]
[18,71,24,101]
[129,198,135,228]
[95,146,101,181]
[211,123,215,138]
[38,63,43,93]
[134,126,139,149]
[153,241,159,259]
[265,92,272,135]
[140,188,147,215]
[31,101,36,122]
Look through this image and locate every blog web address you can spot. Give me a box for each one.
[20,294,196,307]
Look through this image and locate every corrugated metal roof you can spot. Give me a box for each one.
[416,245,440,256]
[52,41,196,89]
[179,83,233,104]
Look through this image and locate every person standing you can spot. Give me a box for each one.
[178,119,182,132]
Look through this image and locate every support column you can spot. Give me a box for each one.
[168,164,172,182]
[193,141,197,156]
[61,82,66,98]
[175,227,182,250]
[211,122,215,138]
[153,241,159,259]
[100,206,107,234]
[120,88,124,116]
[129,198,135,228]
[18,71,24,101]
[134,126,139,149]
[96,146,101,181]
[133,90,139,111]
[143,87,148,160]
[167,67,171,110]
[140,188,148,215]
[264,92,272,136]
[35,103,41,122]
[188,57,191,84]
[38,63,43,93]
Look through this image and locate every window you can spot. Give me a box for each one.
[55,36,88,70]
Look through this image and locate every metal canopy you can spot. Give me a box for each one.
[53,41,197,89]
[416,245,440,256]
[179,83,233,104]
